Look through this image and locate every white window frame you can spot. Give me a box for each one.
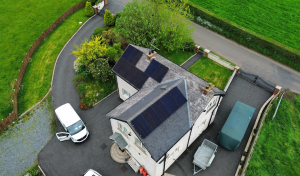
[123,89,130,98]
[118,123,127,134]
[135,137,146,151]
[167,146,180,160]
[206,98,217,114]
[197,119,206,132]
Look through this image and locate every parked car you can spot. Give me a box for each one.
[55,103,89,143]
[84,169,102,176]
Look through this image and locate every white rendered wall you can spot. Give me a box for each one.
[164,131,191,171]
[116,76,138,101]
[188,96,220,146]
[110,118,158,176]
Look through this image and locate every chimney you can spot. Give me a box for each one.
[202,83,214,96]
[146,49,156,61]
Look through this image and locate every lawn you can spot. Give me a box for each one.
[0,0,83,120]
[17,8,89,115]
[247,91,300,176]
[188,55,232,90]
[80,78,117,107]
[189,0,300,51]
[157,48,194,65]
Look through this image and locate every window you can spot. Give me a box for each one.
[197,120,206,131]
[118,123,127,134]
[135,137,146,151]
[206,98,217,114]
[167,146,180,160]
[123,89,130,98]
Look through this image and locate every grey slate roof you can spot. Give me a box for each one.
[107,44,226,162]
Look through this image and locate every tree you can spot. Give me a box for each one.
[72,36,108,65]
[115,0,194,51]
[85,1,94,17]
[104,9,115,27]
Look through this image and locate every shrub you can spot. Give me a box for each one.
[73,59,82,73]
[113,43,122,54]
[115,12,122,21]
[104,9,115,27]
[182,37,195,51]
[102,29,117,46]
[73,75,85,85]
[91,26,106,39]
[87,0,96,6]
[85,1,94,17]
[87,58,113,82]
[77,83,87,97]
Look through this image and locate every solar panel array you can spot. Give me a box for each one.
[131,87,187,138]
[113,46,148,89]
[144,60,169,82]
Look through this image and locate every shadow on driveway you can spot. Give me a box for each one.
[166,76,272,176]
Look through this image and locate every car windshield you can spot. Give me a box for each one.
[67,121,85,135]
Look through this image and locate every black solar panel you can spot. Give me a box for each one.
[169,87,187,107]
[152,64,169,82]
[121,45,136,61]
[160,93,179,114]
[144,60,161,77]
[131,114,152,138]
[131,86,187,139]
[128,49,143,66]
[113,58,149,89]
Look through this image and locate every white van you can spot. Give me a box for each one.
[55,103,89,143]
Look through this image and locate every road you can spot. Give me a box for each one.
[191,23,300,94]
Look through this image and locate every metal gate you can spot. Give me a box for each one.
[237,70,276,93]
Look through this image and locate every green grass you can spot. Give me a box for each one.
[81,78,117,107]
[0,0,83,120]
[17,8,89,115]
[188,55,232,90]
[189,0,300,51]
[247,91,300,176]
[157,48,195,65]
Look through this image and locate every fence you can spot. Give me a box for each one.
[207,53,235,70]
[0,1,85,131]
[237,70,277,93]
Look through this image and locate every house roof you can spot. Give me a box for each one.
[108,44,226,161]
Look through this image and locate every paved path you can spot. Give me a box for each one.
[181,52,203,70]
[191,23,300,94]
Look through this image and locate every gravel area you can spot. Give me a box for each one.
[0,100,54,176]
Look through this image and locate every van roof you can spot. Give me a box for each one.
[55,103,81,127]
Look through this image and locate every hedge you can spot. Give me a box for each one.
[188,2,300,71]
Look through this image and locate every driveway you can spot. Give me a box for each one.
[191,23,300,93]
[166,76,272,176]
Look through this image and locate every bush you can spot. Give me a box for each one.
[115,12,122,21]
[73,75,85,85]
[87,58,113,82]
[182,37,195,51]
[87,0,96,6]
[104,9,115,27]
[102,29,117,46]
[91,26,106,39]
[85,1,94,17]
[77,83,87,96]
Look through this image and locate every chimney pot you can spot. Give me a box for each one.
[202,83,215,96]
[147,51,156,61]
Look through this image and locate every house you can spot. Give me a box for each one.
[106,44,226,176]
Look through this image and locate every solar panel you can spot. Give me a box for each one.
[168,87,187,107]
[144,60,161,77]
[160,93,179,114]
[132,72,149,89]
[142,108,161,129]
[128,49,143,66]
[152,64,169,82]
[121,45,136,61]
[151,100,171,122]
[131,114,153,138]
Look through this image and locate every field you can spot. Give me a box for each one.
[247,91,300,176]
[189,0,300,51]
[188,55,232,90]
[18,8,89,115]
[0,0,82,120]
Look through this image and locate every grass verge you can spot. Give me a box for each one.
[157,48,195,65]
[247,91,300,176]
[18,8,89,115]
[0,0,82,121]
[188,55,232,90]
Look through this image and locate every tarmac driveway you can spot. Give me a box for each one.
[166,76,272,176]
